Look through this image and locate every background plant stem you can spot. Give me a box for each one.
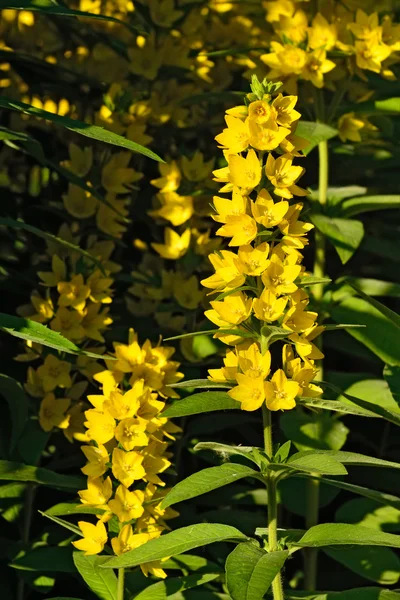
[304,138,329,591]
[118,567,125,600]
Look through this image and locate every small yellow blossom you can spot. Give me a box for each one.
[84,409,116,445]
[109,485,145,522]
[50,307,85,341]
[237,242,270,276]
[81,444,109,477]
[228,149,262,192]
[228,374,266,411]
[265,153,307,199]
[112,448,146,487]
[253,289,288,322]
[210,291,252,325]
[251,189,288,228]
[72,520,107,556]
[152,228,191,260]
[78,476,112,507]
[264,369,300,411]
[39,393,70,432]
[57,274,90,312]
[114,417,149,450]
[37,354,72,393]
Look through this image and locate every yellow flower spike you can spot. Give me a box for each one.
[108,485,145,522]
[271,94,301,127]
[282,305,318,333]
[216,214,258,247]
[36,354,72,393]
[302,49,336,89]
[152,227,191,260]
[237,342,271,379]
[215,115,250,154]
[39,393,70,432]
[253,289,288,322]
[251,189,289,228]
[103,384,143,420]
[265,153,307,199]
[237,242,270,276]
[84,409,116,445]
[114,417,149,450]
[264,369,300,411]
[227,149,262,192]
[78,476,112,507]
[201,250,245,293]
[210,291,252,326]
[208,349,238,382]
[73,520,107,556]
[112,448,146,487]
[81,444,109,477]
[228,373,266,411]
[247,120,291,152]
[261,256,301,296]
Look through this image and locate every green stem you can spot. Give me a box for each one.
[313,139,328,307]
[263,410,284,600]
[117,568,125,600]
[304,478,320,591]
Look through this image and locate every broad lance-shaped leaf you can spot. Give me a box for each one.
[133,573,220,600]
[297,397,378,418]
[10,546,75,573]
[225,543,288,600]
[102,524,249,568]
[161,391,240,418]
[297,275,332,287]
[0,96,163,162]
[279,452,347,476]
[0,460,84,490]
[73,553,117,600]
[304,450,400,471]
[0,375,28,454]
[169,378,233,389]
[160,464,261,509]
[295,121,338,155]
[0,313,112,360]
[45,503,106,517]
[194,442,260,465]
[310,214,364,265]
[324,546,400,585]
[292,523,400,549]
[341,194,400,218]
[0,217,106,274]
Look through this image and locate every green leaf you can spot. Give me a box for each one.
[332,278,400,302]
[324,546,400,585]
[73,553,117,600]
[374,98,400,113]
[341,195,400,218]
[297,276,332,287]
[384,365,400,403]
[295,121,338,156]
[169,379,233,390]
[160,464,261,509]
[280,410,349,452]
[0,375,28,453]
[0,96,163,162]
[225,543,288,600]
[309,450,400,471]
[0,313,111,359]
[335,498,400,532]
[161,554,223,573]
[39,511,82,536]
[284,452,348,476]
[271,589,400,599]
[302,477,400,510]
[45,503,106,517]
[297,397,378,418]
[194,442,260,465]
[0,460,84,490]
[260,326,289,347]
[101,524,249,569]
[310,214,364,264]
[0,217,106,274]
[292,523,400,549]
[133,573,220,600]
[330,380,400,426]
[10,547,74,573]
[331,297,400,366]
[161,392,240,418]
[349,283,400,328]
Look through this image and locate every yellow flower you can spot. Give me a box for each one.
[38,255,66,287]
[302,49,336,89]
[251,189,288,228]
[39,393,70,432]
[152,228,191,260]
[96,195,129,239]
[57,274,90,312]
[63,184,98,219]
[208,349,238,382]
[308,13,337,51]
[248,100,277,126]
[114,417,149,450]
[261,256,301,295]
[264,369,299,411]
[148,0,183,28]
[103,383,143,420]
[237,242,270,276]
[228,149,262,192]
[63,143,93,177]
[84,409,116,445]
[265,153,307,199]
[36,354,72,393]
[271,94,301,127]
[102,152,143,194]
[338,112,365,142]
[247,120,290,152]
[112,448,146,487]
[212,187,248,224]
[253,289,288,322]
[173,275,204,310]
[210,291,252,325]
[215,115,250,154]
[87,270,113,305]
[180,151,215,181]
[237,342,271,379]
[112,525,147,555]
[348,10,380,40]
[216,215,258,246]
[261,42,307,77]
[151,161,181,193]
[78,476,112,506]
[81,444,109,477]
[64,402,89,444]
[72,520,107,556]
[282,305,318,333]
[109,485,145,522]
[149,191,194,226]
[228,374,266,411]
[81,304,112,343]
[201,250,245,292]
[50,307,85,341]
[354,39,391,73]
[128,34,163,81]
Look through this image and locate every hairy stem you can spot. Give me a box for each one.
[118,568,125,600]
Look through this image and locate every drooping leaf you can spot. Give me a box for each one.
[161,392,240,418]
[133,573,220,600]
[283,452,348,476]
[0,96,163,162]
[295,121,338,155]
[45,503,106,517]
[324,546,400,585]
[194,442,260,465]
[297,397,378,418]
[160,464,261,509]
[308,450,400,471]
[0,375,28,453]
[297,276,332,287]
[300,477,400,510]
[0,313,110,359]
[341,195,400,218]
[73,553,117,600]
[225,543,288,600]
[330,380,400,426]
[311,214,364,264]
[10,547,74,573]
[39,512,82,536]
[169,379,233,390]
[293,523,400,549]
[0,460,84,490]
[102,524,249,568]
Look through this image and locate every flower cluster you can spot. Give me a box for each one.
[202,78,324,412]
[72,329,182,577]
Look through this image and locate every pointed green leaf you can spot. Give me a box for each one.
[161,392,240,418]
[0,460,84,490]
[169,379,233,390]
[297,276,332,287]
[194,442,260,465]
[102,524,249,568]
[341,195,400,218]
[284,452,347,476]
[307,450,400,471]
[324,546,400,585]
[73,553,117,600]
[225,543,288,600]
[302,477,400,510]
[0,96,163,162]
[311,214,364,264]
[10,547,74,573]
[0,375,28,453]
[45,503,106,517]
[280,410,349,452]
[293,523,400,548]
[160,464,261,509]
[295,121,338,155]
[133,573,220,600]
[39,512,82,536]
[297,397,378,418]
